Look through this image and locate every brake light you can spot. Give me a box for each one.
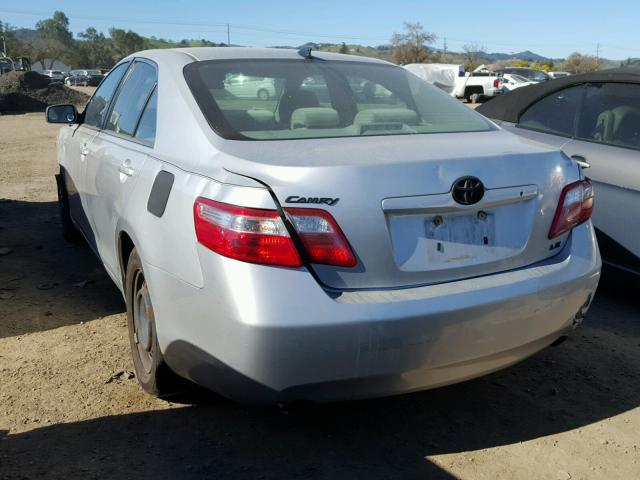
[548,179,594,239]
[194,197,301,267]
[493,78,501,88]
[285,208,357,267]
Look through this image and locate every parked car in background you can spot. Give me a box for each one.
[404,63,504,102]
[549,71,571,79]
[65,69,104,86]
[501,73,537,92]
[46,47,599,404]
[0,56,14,75]
[477,68,640,279]
[494,67,551,83]
[223,73,276,99]
[41,70,65,82]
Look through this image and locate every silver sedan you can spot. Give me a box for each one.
[45,48,600,404]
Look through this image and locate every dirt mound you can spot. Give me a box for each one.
[0,71,89,114]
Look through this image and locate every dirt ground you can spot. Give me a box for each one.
[0,112,639,480]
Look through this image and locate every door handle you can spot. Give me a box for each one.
[571,155,591,169]
[119,160,135,177]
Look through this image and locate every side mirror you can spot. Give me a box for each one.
[46,104,78,124]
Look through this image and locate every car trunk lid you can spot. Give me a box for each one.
[211,130,577,289]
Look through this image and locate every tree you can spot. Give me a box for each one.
[0,21,26,57]
[35,11,73,45]
[338,42,349,54]
[28,37,68,69]
[30,11,73,68]
[390,22,436,65]
[71,27,113,69]
[461,44,486,71]
[109,28,145,60]
[512,59,530,67]
[539,59,554,71]
[561,52,599,74]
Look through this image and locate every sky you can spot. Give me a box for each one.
[0,1,637,60]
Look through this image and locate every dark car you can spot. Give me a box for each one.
[64,69,104,87]
[477,68,640,279]
[494,67,550,83]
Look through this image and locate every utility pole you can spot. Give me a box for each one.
[227,24,230,46]
[596,43,600,67]
[1,36,6,57]
[443,37,448,60]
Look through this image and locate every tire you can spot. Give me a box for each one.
[55,172,82,243]
[464,88,483,104]
[257,88,270,100]
[125,248,182,397]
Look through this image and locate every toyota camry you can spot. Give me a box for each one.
[46,48,601,404]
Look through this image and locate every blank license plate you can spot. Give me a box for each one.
[424,212,496,264]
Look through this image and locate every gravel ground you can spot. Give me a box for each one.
[0,113,639,480]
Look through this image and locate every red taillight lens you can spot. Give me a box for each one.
[285,208,357,267]
[194,197,302,267]
[493,78,501,88]
[548,178,594,239]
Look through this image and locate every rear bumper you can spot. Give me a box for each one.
[146,222,600,404]
[484,86,505,97]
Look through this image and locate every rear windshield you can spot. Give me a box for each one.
[184,59,492,140]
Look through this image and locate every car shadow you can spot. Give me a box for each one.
[0,199,124,338]
[1,198,639,478]
[1,284,639,479]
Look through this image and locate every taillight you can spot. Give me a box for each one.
[194,199,357,268]
[285,208,357,267]
[194,197,301,267]
[493,78,501,88]
[548,179,594,239]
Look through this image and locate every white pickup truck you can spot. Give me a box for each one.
[404,63,504,102]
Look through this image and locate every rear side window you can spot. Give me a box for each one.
[84,62,130,128]
[106,61,157,137]
[519,85,584,136]
[577,83,640,150]
[134,88,157,145]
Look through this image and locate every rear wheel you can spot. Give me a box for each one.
[464,87,483,104]
[125,248,182,397]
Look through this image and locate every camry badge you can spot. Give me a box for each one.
[285,196,340,206]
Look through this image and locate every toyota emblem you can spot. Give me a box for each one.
[452,177,485,205]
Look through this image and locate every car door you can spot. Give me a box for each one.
[63,61,131,248]
[561,82,640,268]
[84,59,158,278]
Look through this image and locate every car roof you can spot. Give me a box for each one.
[127,47,392,65]
[477,67,640,123]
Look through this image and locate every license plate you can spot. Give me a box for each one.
[424,212,496,264]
